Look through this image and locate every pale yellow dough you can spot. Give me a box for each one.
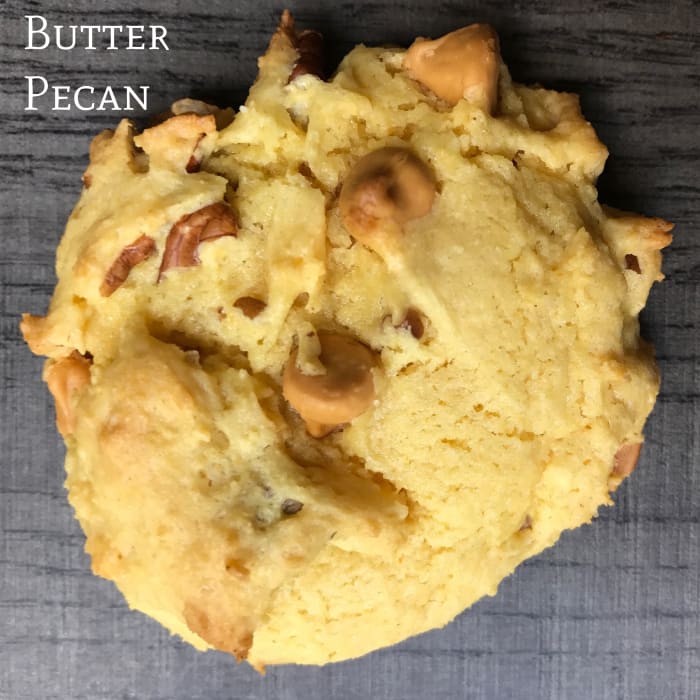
[22,16,671,668]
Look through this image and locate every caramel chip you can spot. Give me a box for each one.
[339,147,436,252]
[283,332,376,437]
[403,24,501,112]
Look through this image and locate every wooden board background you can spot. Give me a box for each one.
[1,1,698,698]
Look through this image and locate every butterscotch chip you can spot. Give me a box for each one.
[21,12,669,670]
[283,331,376,437]
[339,146,436,253]
[403,23,501,111]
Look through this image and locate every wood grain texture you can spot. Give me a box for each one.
[1,1,698,698]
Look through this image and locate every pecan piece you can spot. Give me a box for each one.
[100,235,157,297]
[289,30,324,82]
[234,297,267,319]
[625,254,642,274]
[185,133,207,173]
[280,10,324,82]
[383,308,426,340]
[398,308,425,340]
[158,202,238,280]
[281,499,304,515]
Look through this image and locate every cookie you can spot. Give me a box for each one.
[21,11,671,668]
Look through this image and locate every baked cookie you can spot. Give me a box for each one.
[22,12,671,668]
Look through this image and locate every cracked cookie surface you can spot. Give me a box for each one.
[22,12,671,667]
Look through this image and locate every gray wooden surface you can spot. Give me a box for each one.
[2,1,698,698]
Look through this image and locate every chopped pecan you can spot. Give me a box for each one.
[289,30,324,82]
[280,10,324,82]
[281,499,304,515]
[398,308,425,339]
[150,99,235,131]
[234,297,267,319]
[185,133,207,173]
[625,254,642,274]
[171,98,222,117]
[383,308,426,340]
[100,235,157,297]
[158,202,238,280]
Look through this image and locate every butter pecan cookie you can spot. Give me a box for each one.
[22,11,671,668]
